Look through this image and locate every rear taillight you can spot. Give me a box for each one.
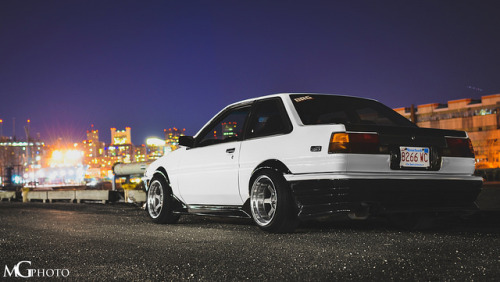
[443,137,475,158]
[329,132,380,154]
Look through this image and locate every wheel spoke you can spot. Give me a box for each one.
[155,203,162,213]
[250,175,278,226]
[268,205,275,218]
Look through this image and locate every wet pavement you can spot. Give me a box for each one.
[1,202,500,281]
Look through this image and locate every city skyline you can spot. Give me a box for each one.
[1,1,499,144]
[0,121,178,147]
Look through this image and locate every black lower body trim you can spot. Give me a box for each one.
[290,178,482,218]
[183,205,251,218]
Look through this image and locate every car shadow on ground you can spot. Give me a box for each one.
[295,211,500,234]
[167,210,500,234]
[5,202,500,234]
[178,211,500,233]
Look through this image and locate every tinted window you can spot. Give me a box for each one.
[247,99,291,139]
[198,106,251,147]
[290,94,416,127]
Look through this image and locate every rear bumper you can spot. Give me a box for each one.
[285,173,483,218]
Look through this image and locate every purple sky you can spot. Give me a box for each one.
[1,0,499,145]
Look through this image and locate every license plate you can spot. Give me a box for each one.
[400,147,430,168]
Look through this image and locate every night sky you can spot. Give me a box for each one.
[1,0,499,145]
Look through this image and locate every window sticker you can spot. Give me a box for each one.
[293,95,314,103]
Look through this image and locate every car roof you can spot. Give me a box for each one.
[226,93,380,108]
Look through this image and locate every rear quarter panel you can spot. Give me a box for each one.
[238,124,347,200]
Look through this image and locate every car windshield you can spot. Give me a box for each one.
[290,94,416,127]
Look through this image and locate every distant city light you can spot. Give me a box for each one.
[1,124,185,186]
[13,175,22,184]
[50,149,83,167]
[52,150,63,163]
[146,137,165,146]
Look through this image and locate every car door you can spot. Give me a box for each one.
[176,105,251,205]
[238,98,294,199]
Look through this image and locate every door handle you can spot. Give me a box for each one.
[226,148,235,153]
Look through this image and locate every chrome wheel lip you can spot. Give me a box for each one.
[147,180,163,219]
[250,175,277,227]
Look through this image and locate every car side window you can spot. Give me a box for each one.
[247,99,291,139]
[197,106,251,147]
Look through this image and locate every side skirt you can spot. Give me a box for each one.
[179,204,252,219]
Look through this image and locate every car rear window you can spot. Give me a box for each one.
[290,94,416,127]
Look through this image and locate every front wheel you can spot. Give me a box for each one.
[250,169,298,233]
[147,176,180,224]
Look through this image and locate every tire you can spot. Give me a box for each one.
[146,175,180,224]
[249,169,298,233]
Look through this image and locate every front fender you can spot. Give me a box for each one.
[144,148,185,194]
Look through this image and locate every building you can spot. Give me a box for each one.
[80,126,138,178]
[0,136,45,187]
[394,93,500,169]
[111,127,132,145]
[134,145,147,163]
[164,127,185,152]
[109,127,134,164]
[81,126,163,178]
[82,126,106,168]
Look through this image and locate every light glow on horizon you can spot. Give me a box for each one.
[50,149,83,167]
[146,137,165,147]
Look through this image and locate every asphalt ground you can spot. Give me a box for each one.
[1,202,500,281]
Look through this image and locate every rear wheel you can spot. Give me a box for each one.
[147,175,180,224]
[250,169,298,233]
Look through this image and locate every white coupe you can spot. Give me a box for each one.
[143,94,482,232]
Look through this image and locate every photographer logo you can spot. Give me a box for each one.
[4,261,70,278]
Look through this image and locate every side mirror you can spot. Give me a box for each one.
[179,136,195,148]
